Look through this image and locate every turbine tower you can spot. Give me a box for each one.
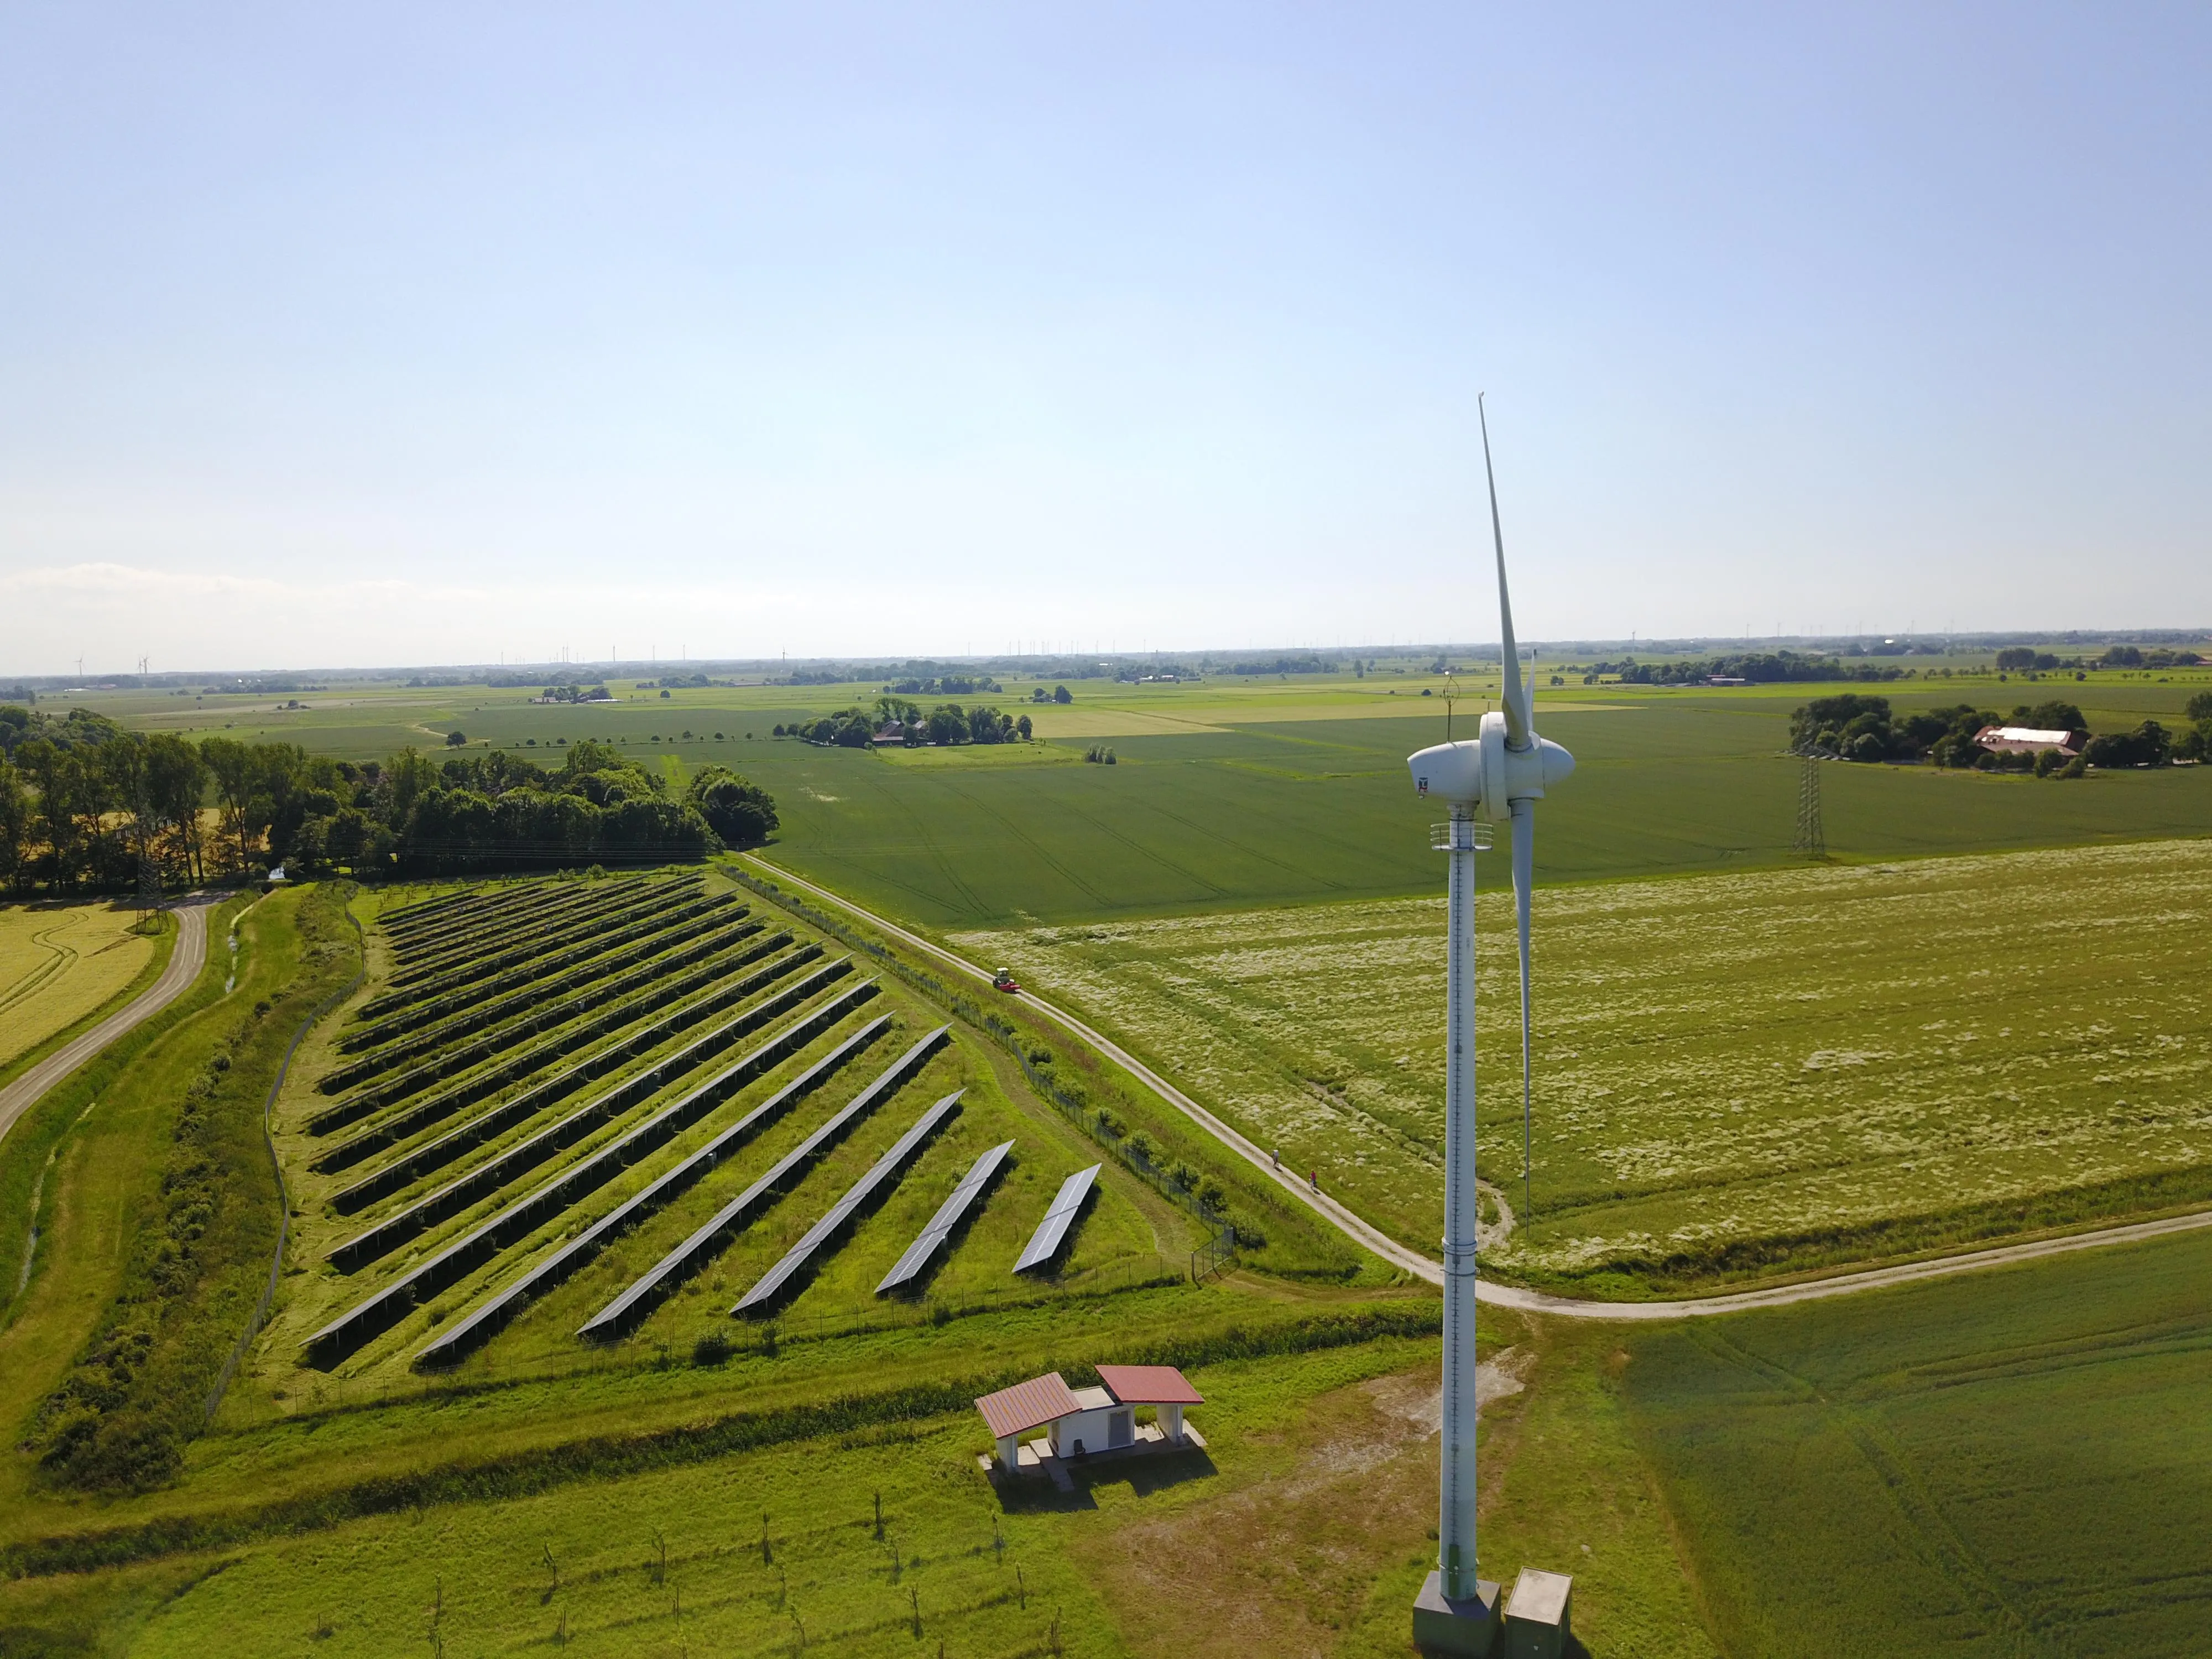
[1405,399,1574,1655]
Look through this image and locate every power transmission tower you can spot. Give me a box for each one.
[1793,753,1825,857]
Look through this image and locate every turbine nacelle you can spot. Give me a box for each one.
[1408,712,1575,822]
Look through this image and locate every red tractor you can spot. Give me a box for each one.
[991,967,1021,993]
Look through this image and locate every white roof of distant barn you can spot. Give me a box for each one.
[1988,727,2075,747]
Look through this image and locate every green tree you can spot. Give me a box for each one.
[445,729,467,747]
[2185,691,2212,723]
[1015,713,1032,739]
[0,757,29,895]
[147,733,208,884]
[926,703,968,745]
[2016,700,2086,732]
[686,765,779,847]
[1052,684,1072,704]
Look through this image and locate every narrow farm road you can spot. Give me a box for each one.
[0,894,217,1151]
[737,855,2212,1318]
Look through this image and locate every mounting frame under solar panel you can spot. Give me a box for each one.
[877,1139,1013,1294]
[733,1089,966,1314]
[1013,1164,1100,1274]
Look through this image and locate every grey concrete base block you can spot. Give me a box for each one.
[1412,1570,1501,1656]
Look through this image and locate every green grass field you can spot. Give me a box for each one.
[13,1220,2204,1657]
[80,665,2212,928]
[959,837,2212,1290]
[1624,1223,2212,1657]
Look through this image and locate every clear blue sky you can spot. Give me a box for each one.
[3,3,2206,673]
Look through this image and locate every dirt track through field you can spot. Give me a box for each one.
[0,895,216,1150]
[742,854,2212,1319]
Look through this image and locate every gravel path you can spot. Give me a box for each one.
[0,894,217,1150]
[738,855,2212,1317]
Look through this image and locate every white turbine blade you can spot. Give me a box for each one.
[1512,797,1534,1219]
[1479,394,1532,749]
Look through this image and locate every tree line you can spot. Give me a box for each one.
[1790,693,2212,771]
[774,698,1033,747]
[0,706,776,896]
[1586,650,1908,686]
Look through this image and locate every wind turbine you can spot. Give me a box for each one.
[1405,398,1574,1654]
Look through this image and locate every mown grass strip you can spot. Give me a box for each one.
[326,956,857,1264]
[303,982,883,1366]
[3,1300,1442,1580]
[350,881,692,1028]
[311,912,761,1112]
[734,1086,963,1317]
[421,1019,914,1366]
[327,942,817,1214]
[584,1027,953,1339]
[333,893,733,1070]
[307,935,803,1172]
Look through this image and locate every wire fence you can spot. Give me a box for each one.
[202,901,367,1430]
[725,864,1237,1277]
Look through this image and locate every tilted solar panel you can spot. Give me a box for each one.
[1013,1164,1101,1274]
[876,1139,1014,1293]
[734,1090,966,1313]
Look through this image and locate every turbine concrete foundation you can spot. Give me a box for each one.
[1413,1571,1501,1656]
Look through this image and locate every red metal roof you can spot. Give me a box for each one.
[974,1372,1084,1439]
[1096,1364,1204,1406]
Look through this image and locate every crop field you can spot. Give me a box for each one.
[0,899,161,1073]
[248,869,1240,1408]
[1625,1222,2212,1657]
[82,666,2212,929]
[958,837,2212,1291]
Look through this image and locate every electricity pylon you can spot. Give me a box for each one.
[1793,752,1825,857]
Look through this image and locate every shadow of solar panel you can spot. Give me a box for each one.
[877,1139,1014,1294]
[578,1025,953,1339]
[1013,1164,1101,1274]
[733,1090,966,1315]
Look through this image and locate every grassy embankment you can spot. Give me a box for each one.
[1,886,357,1499]
[4,1292,1728,1659]
[23,1220,2209,1656]
[962,837,2212,1293]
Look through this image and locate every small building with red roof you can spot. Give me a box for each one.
[973,1365,1207,1477]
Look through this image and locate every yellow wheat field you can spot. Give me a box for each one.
[0,901,160,1070]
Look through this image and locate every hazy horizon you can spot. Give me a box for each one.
[6,4,2209,674]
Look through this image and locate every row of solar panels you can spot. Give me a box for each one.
[309,976,1107,1369]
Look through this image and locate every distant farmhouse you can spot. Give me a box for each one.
[1974,723,2087,759]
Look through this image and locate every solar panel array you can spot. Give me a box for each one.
[876,1139,1014,1294]
[418,1014,896,1365]
[1013,1164,1100,1274]
[577,1025,954,1338]
[734,1089,966,1314]
[302,980,881,1367]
